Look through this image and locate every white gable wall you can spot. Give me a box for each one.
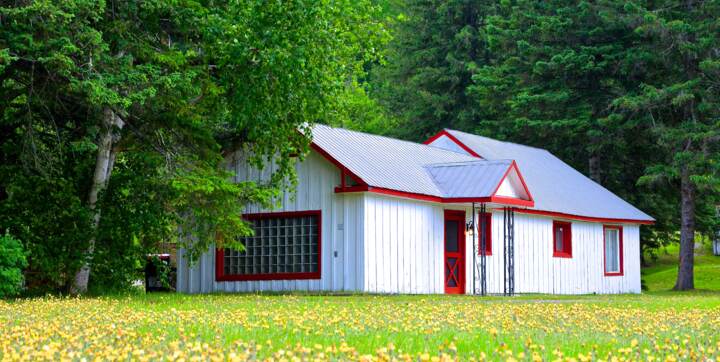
[494,168,530,200]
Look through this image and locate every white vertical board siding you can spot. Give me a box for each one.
[363,194,444,294]
[177,146,643,295]
[467,212,641,295]
[176,150,365,294]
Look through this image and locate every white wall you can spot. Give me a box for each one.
[177,150,642,295]
[465,211,641,295]
[176,150,366,293]
[362,194,445,294]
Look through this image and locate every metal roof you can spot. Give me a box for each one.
[425,160,512,198]
[310,125,519,199]
[440,129,655,222]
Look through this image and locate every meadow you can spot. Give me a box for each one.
[642,242,720,292]
[2,292,719,361]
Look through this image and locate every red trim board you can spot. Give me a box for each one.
[335,185,535,207]
[478,212,492,256]
[424,130,482,158]
[310,143,367,186]
[508,208,654,225]
[491,160,535,203]
[314,138,652,225]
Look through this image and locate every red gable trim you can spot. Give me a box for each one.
[424,130,482,158]
[310,141,533,207]
[312,139,651,225]
[310,142,367,186]
[334,185,534,207]
[507,208,654,225]
[491,160,535,203]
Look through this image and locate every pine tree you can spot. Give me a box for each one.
[614,0,720,290]
[371,0,498,140]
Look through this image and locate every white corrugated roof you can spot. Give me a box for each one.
[425,160,512,198]
[310,125,518,199]
[441,129,654,222]
[309,125,652,222]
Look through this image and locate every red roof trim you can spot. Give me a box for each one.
[313,138,531,207]
[313,139,651,225]
[490,160,535,203]
[487,196,534,207]
[335,185,534,207]
[424,130,483,158]
[508,208,654,225]
[310,142,367,186]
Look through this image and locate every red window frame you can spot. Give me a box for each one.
[215,210,322,281]
[552,220,572,258]
[478,212,492,255]
[603,225,624,276]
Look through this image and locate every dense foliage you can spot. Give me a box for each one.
[0,231,27,298]
[613,0,720,289]
[369,0,719,288]
[0,0,385,293]
[0,0,716,294]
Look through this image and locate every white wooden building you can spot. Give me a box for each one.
[177,125,654,295]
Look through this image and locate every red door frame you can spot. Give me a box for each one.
[444,210,466,294]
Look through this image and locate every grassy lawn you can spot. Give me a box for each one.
[2,244,718,361]
[2,292,720,361]
[642,242,720,291]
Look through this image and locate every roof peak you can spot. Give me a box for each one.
[424,159,513,168]
[313,124,479,158]
[443,128,551,154]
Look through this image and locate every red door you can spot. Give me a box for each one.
[444,210,466,294]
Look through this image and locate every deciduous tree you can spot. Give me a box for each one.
[0,0,385,293]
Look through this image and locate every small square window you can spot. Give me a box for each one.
[553,221,572,258]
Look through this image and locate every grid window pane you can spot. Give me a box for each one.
[224,212,320,276]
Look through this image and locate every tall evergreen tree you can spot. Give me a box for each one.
[371,0,498,140]
[471,0,643,182]
[614,0,720,290]
[468,0,678,256]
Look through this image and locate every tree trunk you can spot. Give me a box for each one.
[70,107,124,294]
[674,164,695,291]
[588,153,602,184]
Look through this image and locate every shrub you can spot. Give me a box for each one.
[0,230,28,297]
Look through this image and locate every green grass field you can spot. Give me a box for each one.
[642,241,720,291]
[2,244,718,361]
[2,292,719,361]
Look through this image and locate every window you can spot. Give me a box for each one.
[553,221,572,258]
[216,210,321,281]
[478,212,492,255]
[604,226,624,276]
